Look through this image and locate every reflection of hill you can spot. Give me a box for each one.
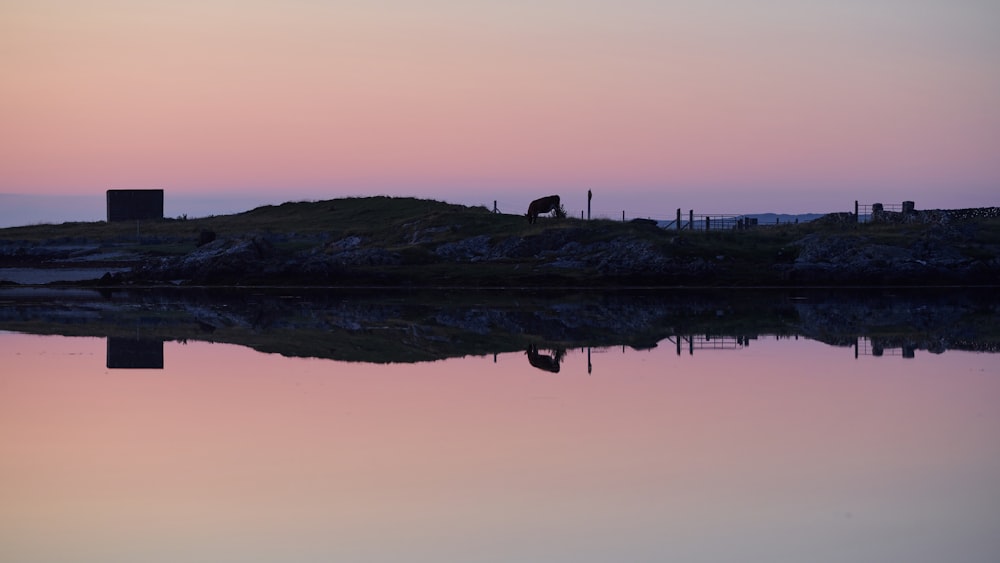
[1,288,997,362]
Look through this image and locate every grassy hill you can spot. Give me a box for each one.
[2,196,999,287]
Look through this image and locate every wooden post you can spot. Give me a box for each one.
[705,216,710,231]
[493,200,498,213]
[689,210,694,231]
[676,208,681,231]
[622,210,625,222]
[854,200,859,222]
[587,189,592,220]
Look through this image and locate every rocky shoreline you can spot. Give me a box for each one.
[1,199,998,287]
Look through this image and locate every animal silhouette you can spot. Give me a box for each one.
[527,195,560,224]
[526,344,566,373]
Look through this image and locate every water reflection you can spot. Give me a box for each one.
[526,344,566,373]
[1,287,997,366]
[2,329,999,563]
[106,337,164,369]
[11,331,961,377]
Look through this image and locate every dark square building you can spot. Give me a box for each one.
[106,189,164,222]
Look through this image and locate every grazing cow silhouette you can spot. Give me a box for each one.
[527,195,560,224]
[526,344,566,373]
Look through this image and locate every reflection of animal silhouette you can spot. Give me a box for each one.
[526,344,566,373]
[527,195,560,224]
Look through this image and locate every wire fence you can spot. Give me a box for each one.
[856,337,915,358]
[488,199,770,231]
[489,196,912,230]
[856,202,903,224]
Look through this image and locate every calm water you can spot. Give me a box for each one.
[2,291,1000,563]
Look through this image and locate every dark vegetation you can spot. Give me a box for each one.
[1,196,998,287]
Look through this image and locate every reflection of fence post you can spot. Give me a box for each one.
[676,336,681,356]
[587,347,592,374]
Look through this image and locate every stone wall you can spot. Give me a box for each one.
[871,204,1000,225]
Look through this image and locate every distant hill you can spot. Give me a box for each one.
[745,213,824,225]
[656,213,824,229]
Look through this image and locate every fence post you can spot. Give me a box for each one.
[676,208,681,231]
[854,200,859,223]
[689,210,694,231]
[587,189,592,220]
[622,210,625,222]
[706,216,710,231]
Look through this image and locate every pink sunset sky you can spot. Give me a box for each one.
[1,0,998,226]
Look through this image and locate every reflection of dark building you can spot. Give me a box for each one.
[107,338,164,369]
[106,189,164,222]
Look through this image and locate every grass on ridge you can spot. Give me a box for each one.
[3,197,998,271]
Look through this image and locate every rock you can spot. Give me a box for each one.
[197,230,216,247]
[138,236,276,283]
[435,235,492,261]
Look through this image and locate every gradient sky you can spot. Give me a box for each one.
[1,0,998,225]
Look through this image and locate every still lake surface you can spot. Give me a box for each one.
[1,289,999,563]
